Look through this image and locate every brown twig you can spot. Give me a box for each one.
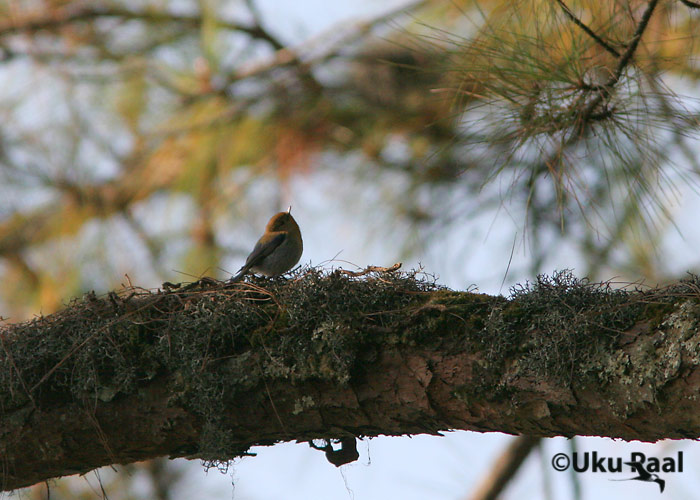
[83,402,118,468]
[338,263,402,277]
[468,436,541,500]
[29,331,100,393]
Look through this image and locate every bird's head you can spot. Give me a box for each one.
[266,211,300,233]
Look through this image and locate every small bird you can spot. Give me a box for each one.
[230,207,303,282]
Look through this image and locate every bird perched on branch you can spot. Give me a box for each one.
[230,207,303,283]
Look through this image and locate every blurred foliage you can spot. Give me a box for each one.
[0,0,698,312]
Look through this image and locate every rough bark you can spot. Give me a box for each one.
[2,270,700,491]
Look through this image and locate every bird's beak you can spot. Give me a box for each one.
[287,206,292,214]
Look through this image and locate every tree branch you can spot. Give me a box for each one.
[609,0,660,85]
[576,0,660,128]
[0,4,271,45]
[554,0,620,57]
[2,270,700,491]
[242,0,285,51]
[679,0,700,9]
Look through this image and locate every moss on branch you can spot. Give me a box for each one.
[2,268,700,490]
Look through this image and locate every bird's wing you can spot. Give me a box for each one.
[244,232,286,268]
[229,232,286,283]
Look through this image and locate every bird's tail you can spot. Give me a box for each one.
[229,266,249,283]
